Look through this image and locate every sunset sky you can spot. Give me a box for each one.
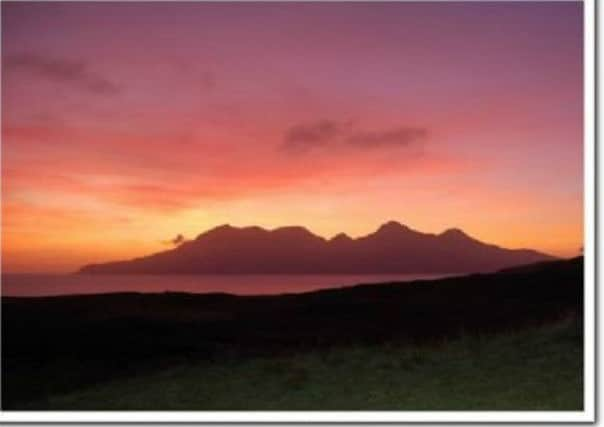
[2,2,583,273]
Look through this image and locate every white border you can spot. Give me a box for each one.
[0,0,596,423]
[583,0,597,422]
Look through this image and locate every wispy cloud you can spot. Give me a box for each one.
[4,53,120,94]
[346,127,428,149]
[162,234,186,246]
[281,120,428,153]
[281,120,340,153]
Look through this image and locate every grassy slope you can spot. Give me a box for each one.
[3,257,583,410]
[23,317,582,410]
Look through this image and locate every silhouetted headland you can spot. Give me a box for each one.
[79,221,555,274]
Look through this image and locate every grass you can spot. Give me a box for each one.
[21,317,582,411]
[4,258,583,410]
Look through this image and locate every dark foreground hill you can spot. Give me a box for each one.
[13,319,583,410]
[3,257,582,408]
[79,221,554,274]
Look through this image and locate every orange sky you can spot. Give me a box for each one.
[2,2,583,273]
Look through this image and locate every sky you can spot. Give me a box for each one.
[2,1,583,273]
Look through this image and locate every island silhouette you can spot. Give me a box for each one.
[79,221,555,274]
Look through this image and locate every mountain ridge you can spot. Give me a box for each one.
[79,221,556,275]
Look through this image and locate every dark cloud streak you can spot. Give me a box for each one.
[281,120,428,154]
[281,120,339,153]
[162,234,186,246]
[4,53,120,95]
[346,127,428,148]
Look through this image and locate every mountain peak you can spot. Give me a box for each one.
[195,224,236,240]
[330,232,353,243]
[377,220,410,233]
[215,223,234,231]
[440,228,470,239]
[271,226,322,240]
[272,225,311,233]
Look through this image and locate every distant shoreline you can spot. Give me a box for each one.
[2,271,460,299]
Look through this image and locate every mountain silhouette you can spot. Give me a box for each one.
[79,221,555,274]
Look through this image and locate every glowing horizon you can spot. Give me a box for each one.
[2,2,583,273]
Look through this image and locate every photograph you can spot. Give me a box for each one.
[0,0,594,423]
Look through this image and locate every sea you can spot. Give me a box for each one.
[1,273,456,297]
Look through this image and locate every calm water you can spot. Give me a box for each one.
[1,273,456,297]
